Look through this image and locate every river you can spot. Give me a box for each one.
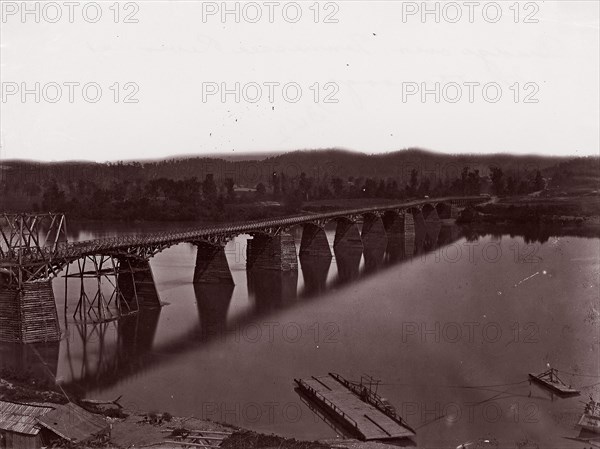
[1,221,598,448]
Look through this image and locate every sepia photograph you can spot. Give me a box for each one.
[0,1,599,448]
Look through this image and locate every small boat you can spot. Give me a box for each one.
[577,397,600,434]
[80,395,123,409]
[528,368,580,396]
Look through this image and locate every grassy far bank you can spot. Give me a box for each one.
[461,192,600,225]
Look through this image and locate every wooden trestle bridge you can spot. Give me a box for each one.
[0,195,488,344]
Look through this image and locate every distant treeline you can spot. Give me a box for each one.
[0,148,572,187]
[0,162,564,223]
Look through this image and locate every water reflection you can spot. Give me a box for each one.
[423,222,441,252]
[333,248,363,285]
[247,269,299,311]
[299,256,331,297]
[2,222,598,448]
[0,342,59,385]
[3,224,461,393]
[194,283,234,340]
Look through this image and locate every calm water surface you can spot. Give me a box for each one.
[2,221,599,448]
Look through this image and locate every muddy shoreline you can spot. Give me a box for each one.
[0,375,406,449]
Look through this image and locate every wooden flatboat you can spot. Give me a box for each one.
[294,373,415,441]
[528,368,580,396]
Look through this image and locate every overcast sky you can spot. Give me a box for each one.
[0,1,598,161]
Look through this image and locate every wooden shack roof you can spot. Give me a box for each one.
[36,402,108,443]
[0,401,53,436]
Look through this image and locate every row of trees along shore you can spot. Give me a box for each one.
[0,164,549,221]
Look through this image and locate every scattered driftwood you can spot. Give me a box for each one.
[163,427,233,448]
[220,430,333,449]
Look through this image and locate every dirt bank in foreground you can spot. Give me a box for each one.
[0,376,412,449]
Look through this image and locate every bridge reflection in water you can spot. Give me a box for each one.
[1,197,487,345]
[0,218,462,395]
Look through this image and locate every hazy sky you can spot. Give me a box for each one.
[0,1,598,161]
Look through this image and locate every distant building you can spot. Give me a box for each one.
[233,186,257,193]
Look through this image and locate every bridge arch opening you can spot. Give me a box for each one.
[421,203,438,221]
[436,202,453,220]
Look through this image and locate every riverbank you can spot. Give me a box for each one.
[459,193,600,233]
[0,375,408,449]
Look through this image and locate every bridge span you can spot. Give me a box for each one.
[0,195,487,343]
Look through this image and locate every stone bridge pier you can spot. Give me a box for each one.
[382,210,415,260]
[333,217,363,251]
[299,223,332,258]
[422,204,440,222]
[361,213,388,249]
[246,232,298,271]
[193,241,234,284]
[116,257,161,310]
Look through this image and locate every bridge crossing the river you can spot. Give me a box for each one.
[0,195,487,343]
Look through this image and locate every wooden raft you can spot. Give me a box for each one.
[295,374,415,441]
[528,368,580,396]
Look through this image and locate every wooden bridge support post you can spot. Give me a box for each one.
[0,280,61,344]
[299,224,332,258]
[333,218,363,251]
[116,257,161,310]
[193,242,234,284]
[246,232,298,271]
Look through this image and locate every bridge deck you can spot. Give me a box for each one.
[296,374,414,441]
[1,196,486,264]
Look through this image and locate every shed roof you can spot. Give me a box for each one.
[36,402,108,443]
[0,401,54,436]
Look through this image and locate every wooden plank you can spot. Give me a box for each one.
[163,429,232,435]
[297,375,414,441]
[164,441,219,448]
